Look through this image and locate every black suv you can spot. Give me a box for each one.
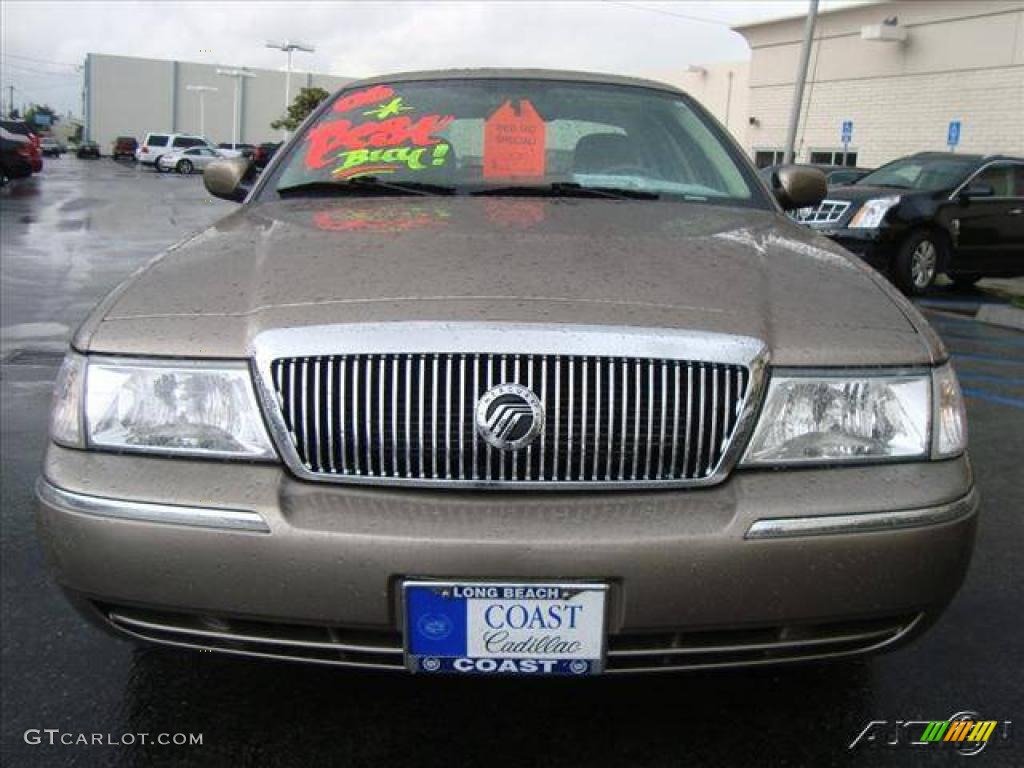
[786,152,1024,294]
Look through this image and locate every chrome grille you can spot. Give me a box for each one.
[271,354,750,486]
[790,199,851,225]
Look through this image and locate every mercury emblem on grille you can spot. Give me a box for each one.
[475,383,545,451]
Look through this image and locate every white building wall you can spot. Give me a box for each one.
[87,53,352,149]
[174,62,236,143]
[88,54,174,148]
[736,0,1024,166]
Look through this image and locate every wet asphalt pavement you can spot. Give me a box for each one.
[1,159,1022,767]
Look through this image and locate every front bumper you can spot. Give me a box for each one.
[815,227,900,272]
[37,445,978,672]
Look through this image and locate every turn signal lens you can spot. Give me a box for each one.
[49,351,86,449]
[932,363,967,458]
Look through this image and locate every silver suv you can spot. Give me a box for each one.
[135,132,220,166]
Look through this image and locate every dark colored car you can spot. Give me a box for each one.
[1,124,35,184]
[38,71,976,678]
[789,152,1024,294]
[112,136,138,161]
[0,119,43,172]
[40,137,65,157]
[760,163,871,188]
[77,141,101,159]
[253,141,282,169]
[219,142,256,159]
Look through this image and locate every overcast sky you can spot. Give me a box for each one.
[2,0,870,118]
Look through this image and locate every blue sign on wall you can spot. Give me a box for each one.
[841,120,853,143]
[947,120,961,148]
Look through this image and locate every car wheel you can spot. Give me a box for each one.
[178,159,193,175]
[155,159,169,173]
[951,273,982,290]
[894,231,941,295]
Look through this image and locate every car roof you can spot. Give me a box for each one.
[905,151,1024,164]
[343,68,686,96]
[1,120,32,135]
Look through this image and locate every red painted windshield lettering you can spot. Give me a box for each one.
[333,85,395,114]
[305,115,455,169]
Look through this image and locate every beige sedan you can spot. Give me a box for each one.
[38,70,977,677]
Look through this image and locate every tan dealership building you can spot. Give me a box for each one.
[674,0,1024,168]
[84,53,352,149]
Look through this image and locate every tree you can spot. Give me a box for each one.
[271,87,329,132]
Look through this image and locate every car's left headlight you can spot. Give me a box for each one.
[742,364,966,465]
[848,196,900,229]
[50,352,277,460]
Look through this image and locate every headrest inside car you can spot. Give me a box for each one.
[573,133,638,175]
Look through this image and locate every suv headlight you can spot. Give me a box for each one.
[742,365,966,465]
[49,352,277,460]
[848,196,900,229]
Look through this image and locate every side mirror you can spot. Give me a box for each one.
[203,157,255,203]
[959,181,994,202]
[772,165,827,210]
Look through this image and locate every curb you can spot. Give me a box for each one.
[975,304,1024,332]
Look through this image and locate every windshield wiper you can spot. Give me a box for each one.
[277,177,456,197]
[472,182,659,201]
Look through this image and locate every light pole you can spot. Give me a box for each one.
[265,40,315,138]
[185,85,218,139]
[783,0,819,164]
[216,68,255,147]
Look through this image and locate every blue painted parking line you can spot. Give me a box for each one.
[938,331,1024,350]
[962,387,1024,410]
[953,352,1024,366]
[916,299,986,312]
[921,311,974,325]
[958,372,1024,387]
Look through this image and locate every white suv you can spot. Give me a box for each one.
[136,133,236,166]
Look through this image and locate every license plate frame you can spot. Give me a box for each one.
[402,581,608,676]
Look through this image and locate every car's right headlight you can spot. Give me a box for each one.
[49,351,277,460]
[741,364,966,465]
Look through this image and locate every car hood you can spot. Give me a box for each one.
[78,197,940,366]
[823,184,933,203]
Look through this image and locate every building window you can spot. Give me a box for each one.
[809,149,859,167]
[754,149,785,168]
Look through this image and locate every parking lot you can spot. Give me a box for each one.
[2,158,1022,767]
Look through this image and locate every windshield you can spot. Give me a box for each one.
[270,78,762,205]
[855,155,977,191]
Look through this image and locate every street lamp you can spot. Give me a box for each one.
[265,40,315,138]
[185,85,218,139]
[216,68,255,148]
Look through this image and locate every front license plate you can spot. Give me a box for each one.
[403,581,607,676]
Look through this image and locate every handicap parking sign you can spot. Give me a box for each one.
[947,120,961,147]
[841,120,853,143]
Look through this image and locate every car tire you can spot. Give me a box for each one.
[951,273,982,290]
[155,158,169,173]
[893,230,942,295]
[177,159,193,175]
